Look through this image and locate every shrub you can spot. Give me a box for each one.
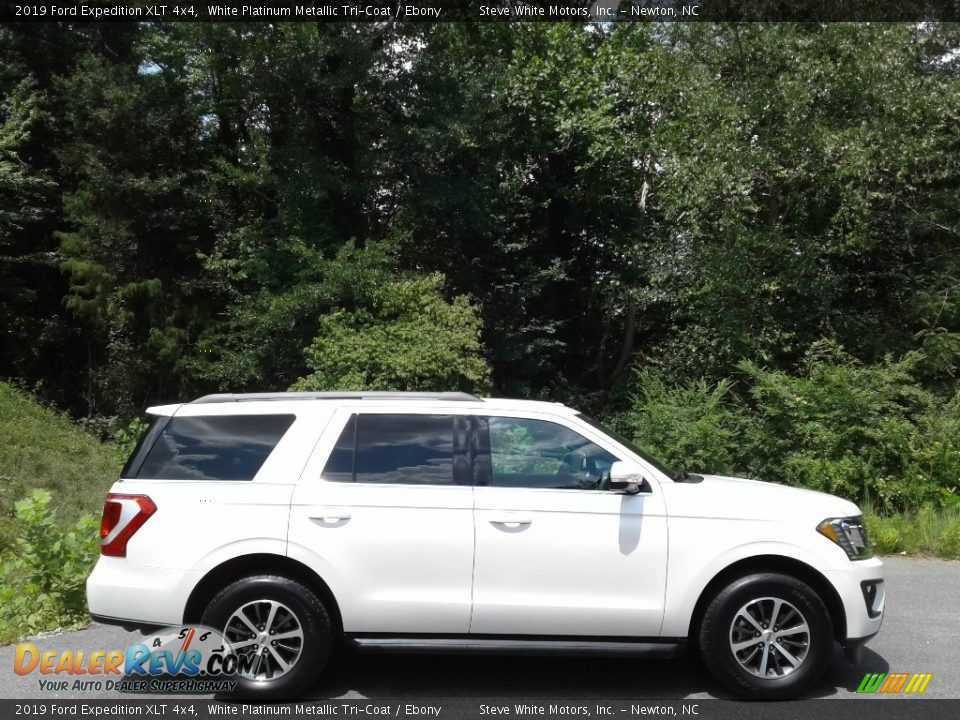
[738,344,939,509]
[612,369,747,476]
[864,514,902,554]
[112,416,149,464]
[609,342,960,513]
[292,273,491,394]
[0,489,99,643]
[939,518,960,558]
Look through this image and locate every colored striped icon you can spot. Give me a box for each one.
[857,672,933,694]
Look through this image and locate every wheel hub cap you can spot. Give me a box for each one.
[224,599,305,681]
[729,596,810,679]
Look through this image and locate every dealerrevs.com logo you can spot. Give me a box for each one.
[13,625,246,693]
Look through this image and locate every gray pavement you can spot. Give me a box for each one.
[1,556,958,700]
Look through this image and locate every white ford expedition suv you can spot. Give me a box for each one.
[87,392,883,700]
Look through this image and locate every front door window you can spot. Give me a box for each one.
[480,416,618,490]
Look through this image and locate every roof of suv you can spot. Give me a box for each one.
[146,392,577,417]
[191,391,482,403]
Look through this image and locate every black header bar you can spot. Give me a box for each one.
[3,0,959,23]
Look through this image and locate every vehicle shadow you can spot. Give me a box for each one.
[818,645,890,696]
[305,651,724,700]
[302,645,891,700]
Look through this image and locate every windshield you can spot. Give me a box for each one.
[576,413,676,480]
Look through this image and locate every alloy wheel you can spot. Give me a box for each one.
[728,596,811,679]
[224,599,305,681]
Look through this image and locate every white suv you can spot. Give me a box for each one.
[87,392,884,700]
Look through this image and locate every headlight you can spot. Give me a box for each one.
[817,515,872,560]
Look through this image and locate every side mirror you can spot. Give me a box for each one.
[608,461,651,495]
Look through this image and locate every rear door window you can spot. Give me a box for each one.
[130,414,295,481]
[356,414,454,485]
[323,414,467,485]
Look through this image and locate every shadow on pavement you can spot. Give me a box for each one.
[298,645,890,700]
[819,645,890,695]
[304,651,723,699]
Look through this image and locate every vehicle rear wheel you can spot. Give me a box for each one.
[202,575,333,699]
[698,573,833,699]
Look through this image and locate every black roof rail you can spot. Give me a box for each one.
[190,391,482,404]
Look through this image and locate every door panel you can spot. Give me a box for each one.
[471,415,668,637]
[472,488,668,636]
[288,410,474,634]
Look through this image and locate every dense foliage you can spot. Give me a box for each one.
[0,489,98,643]
[614,345,960,511]
[2,22,959,515]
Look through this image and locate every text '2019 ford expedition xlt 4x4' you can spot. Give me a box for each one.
[87,392,883,699]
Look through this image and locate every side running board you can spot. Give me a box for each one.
[345,635,687,658]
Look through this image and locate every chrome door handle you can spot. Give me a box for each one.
[310,509,351,523]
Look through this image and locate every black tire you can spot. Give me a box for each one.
[201,575,334,699]
[698,573,833,700]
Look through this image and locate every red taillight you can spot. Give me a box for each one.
[100,494,157,557]
[100,501,122,540]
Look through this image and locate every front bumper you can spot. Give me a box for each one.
[826,555,884,645]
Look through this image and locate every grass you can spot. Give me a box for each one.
[0,381,121,554]
[864,504,960,559]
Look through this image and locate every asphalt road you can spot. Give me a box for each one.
[2,556,958,701]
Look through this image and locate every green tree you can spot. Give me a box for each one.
[0,78,57,381]
[635,24,960,380]
[186,23,400,392]
[55,26,215,416]
[292,269,490,393]
[0,25,89,410]
[1,20,959,429]
[395,26,668,399]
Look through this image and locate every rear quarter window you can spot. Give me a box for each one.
[128,414,295,481]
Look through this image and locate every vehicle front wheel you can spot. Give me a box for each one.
[201,575,333,699]
[698,573,833,700]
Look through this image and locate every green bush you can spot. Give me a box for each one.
[612,369,746,476]
[112,416,149,464]
[939,519,960,558]
[864,514,902,554]
[292,272,491,394]
[609,343,960,515]
[0,489,99,643]
[737,344,944,510]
